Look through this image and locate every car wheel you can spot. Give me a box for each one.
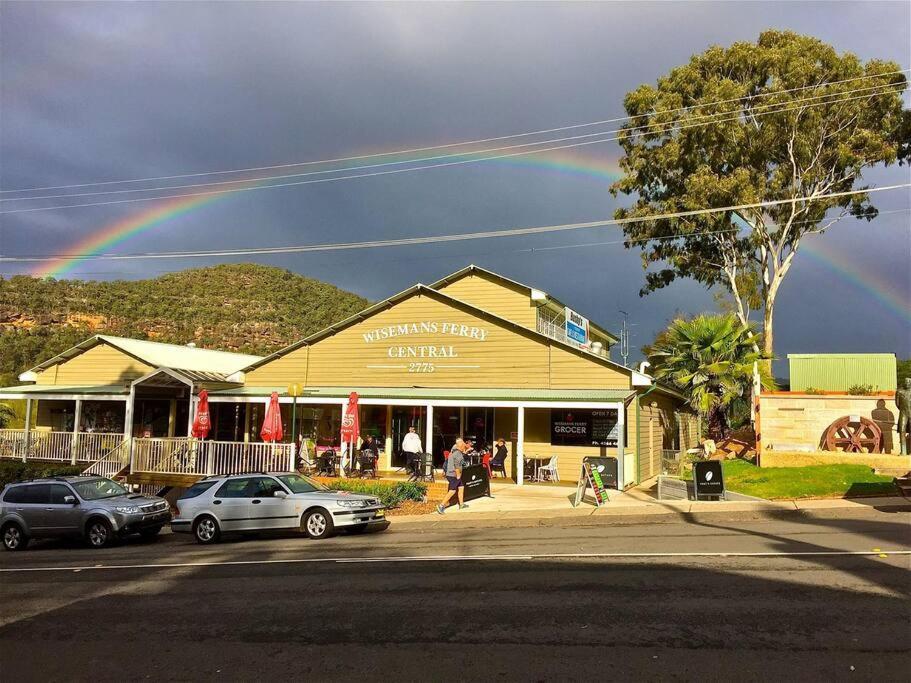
[193,515,221,545]
[139,525,163,539]
[303,508,335,540]
[2,522,29,551]
[85,518,114,549]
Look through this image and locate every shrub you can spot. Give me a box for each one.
[0,461,84,488]
[322,479,427,508]
[847,384,874,396]
[803,387,824,395]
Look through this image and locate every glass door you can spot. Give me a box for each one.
[390,406,425,468]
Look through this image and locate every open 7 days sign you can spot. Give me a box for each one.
[362,320,489,374]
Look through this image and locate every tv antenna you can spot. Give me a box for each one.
[618,309,635,367]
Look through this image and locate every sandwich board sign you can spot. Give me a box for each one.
[573,457,617,507]
[692,460,725,500]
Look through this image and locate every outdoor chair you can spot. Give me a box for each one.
[536,455,559,483]
[490,457,508,478]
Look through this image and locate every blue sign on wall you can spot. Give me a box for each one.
[564,307,589,344]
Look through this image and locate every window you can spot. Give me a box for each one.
[214,477,280,499]
[48,484,75,504]
[2,486,26,503]
[215,478,255,498]
[277,474,324,494]
[16,484,50,504]
[550,409,620,447]
[72,478,127,500]
[179,481,218,500]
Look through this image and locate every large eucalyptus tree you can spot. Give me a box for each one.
[611,31,908,364]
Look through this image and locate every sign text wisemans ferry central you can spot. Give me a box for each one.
[362,320,489,360]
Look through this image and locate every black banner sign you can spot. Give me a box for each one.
[461,464,491,502]
[693,460,725,500]
[551,409,618,447]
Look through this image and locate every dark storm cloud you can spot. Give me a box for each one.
[1,1,909,368]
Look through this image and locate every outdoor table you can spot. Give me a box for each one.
[524,457,547,481]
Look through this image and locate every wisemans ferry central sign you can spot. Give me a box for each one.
[362,320,489,372]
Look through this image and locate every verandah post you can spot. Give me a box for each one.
[516,405,525,486]
[70,398,83,465]
[22,398,32,463]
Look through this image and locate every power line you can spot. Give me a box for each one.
[4,81,902,204]
[3,183,906,264]
[2,207,907,281]
[3,88,903,215]
[2,68,906,194]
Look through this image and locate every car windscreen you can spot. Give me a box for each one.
[179,481,218,500]
[72,478,128,500]
[276,474,326,494]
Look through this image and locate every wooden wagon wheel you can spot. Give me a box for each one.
[823,416,882,454]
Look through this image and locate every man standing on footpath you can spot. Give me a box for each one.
[438,438,468,513]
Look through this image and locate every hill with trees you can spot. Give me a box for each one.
[0,264,370,386]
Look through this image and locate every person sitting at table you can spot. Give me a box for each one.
[490,438,508,477]
[358,435,377,472]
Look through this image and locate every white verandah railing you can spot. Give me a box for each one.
[131,438,295,477]
[0,429,126,463]
[82,439,131,479]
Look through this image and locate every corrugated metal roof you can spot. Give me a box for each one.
[27,335,262,376]
[0,384,129,396]
[788,353,897,392]
[209,386,634,401]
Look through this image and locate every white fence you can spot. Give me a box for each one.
[82,439,130,479]
[0,429,125,464]
[131,438,295,477]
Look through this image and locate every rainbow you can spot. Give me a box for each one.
[802,236,911,323]
[34,148,623,279]
[35,192,227,278]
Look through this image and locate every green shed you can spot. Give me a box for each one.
[788,353,897,392]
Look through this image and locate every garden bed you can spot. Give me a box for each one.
[0,461,84,488]
[683,459,898,499]
[310,476,437,515]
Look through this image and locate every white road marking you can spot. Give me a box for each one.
[1,549,909,573]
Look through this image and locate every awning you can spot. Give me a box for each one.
[207,385,635,402]
[0,384,129,398]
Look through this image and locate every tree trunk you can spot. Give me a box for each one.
[762,289,776,375]
[706,405,729,441]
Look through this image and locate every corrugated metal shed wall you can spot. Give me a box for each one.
[788,354,896,392]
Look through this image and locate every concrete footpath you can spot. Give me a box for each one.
[393,481,911,526]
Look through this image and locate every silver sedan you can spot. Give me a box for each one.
[170,472,388,543]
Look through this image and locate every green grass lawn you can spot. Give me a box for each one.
[683,459,898,500]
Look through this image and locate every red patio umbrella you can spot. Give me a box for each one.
[191,390,211,439]
[260,391,284,443]
[340,391,360,473]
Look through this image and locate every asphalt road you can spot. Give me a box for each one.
[1,508,909,681]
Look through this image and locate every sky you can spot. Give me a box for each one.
[1,1,909,373]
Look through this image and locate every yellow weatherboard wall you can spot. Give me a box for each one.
[305,293,548,387]
[34,343,152,386]
[435,273,538,329]
[246,347,309,387]
[246,290,632,390]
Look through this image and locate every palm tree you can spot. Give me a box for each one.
[646,314,774,440]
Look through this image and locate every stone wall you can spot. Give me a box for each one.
[758,392,901,455]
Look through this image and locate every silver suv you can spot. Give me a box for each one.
[1,476,170,551]
[171,472,388,543]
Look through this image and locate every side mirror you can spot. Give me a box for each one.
[273,490,288,499]
[63,495,77,505]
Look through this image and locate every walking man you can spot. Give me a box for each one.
[438,438,468,513]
